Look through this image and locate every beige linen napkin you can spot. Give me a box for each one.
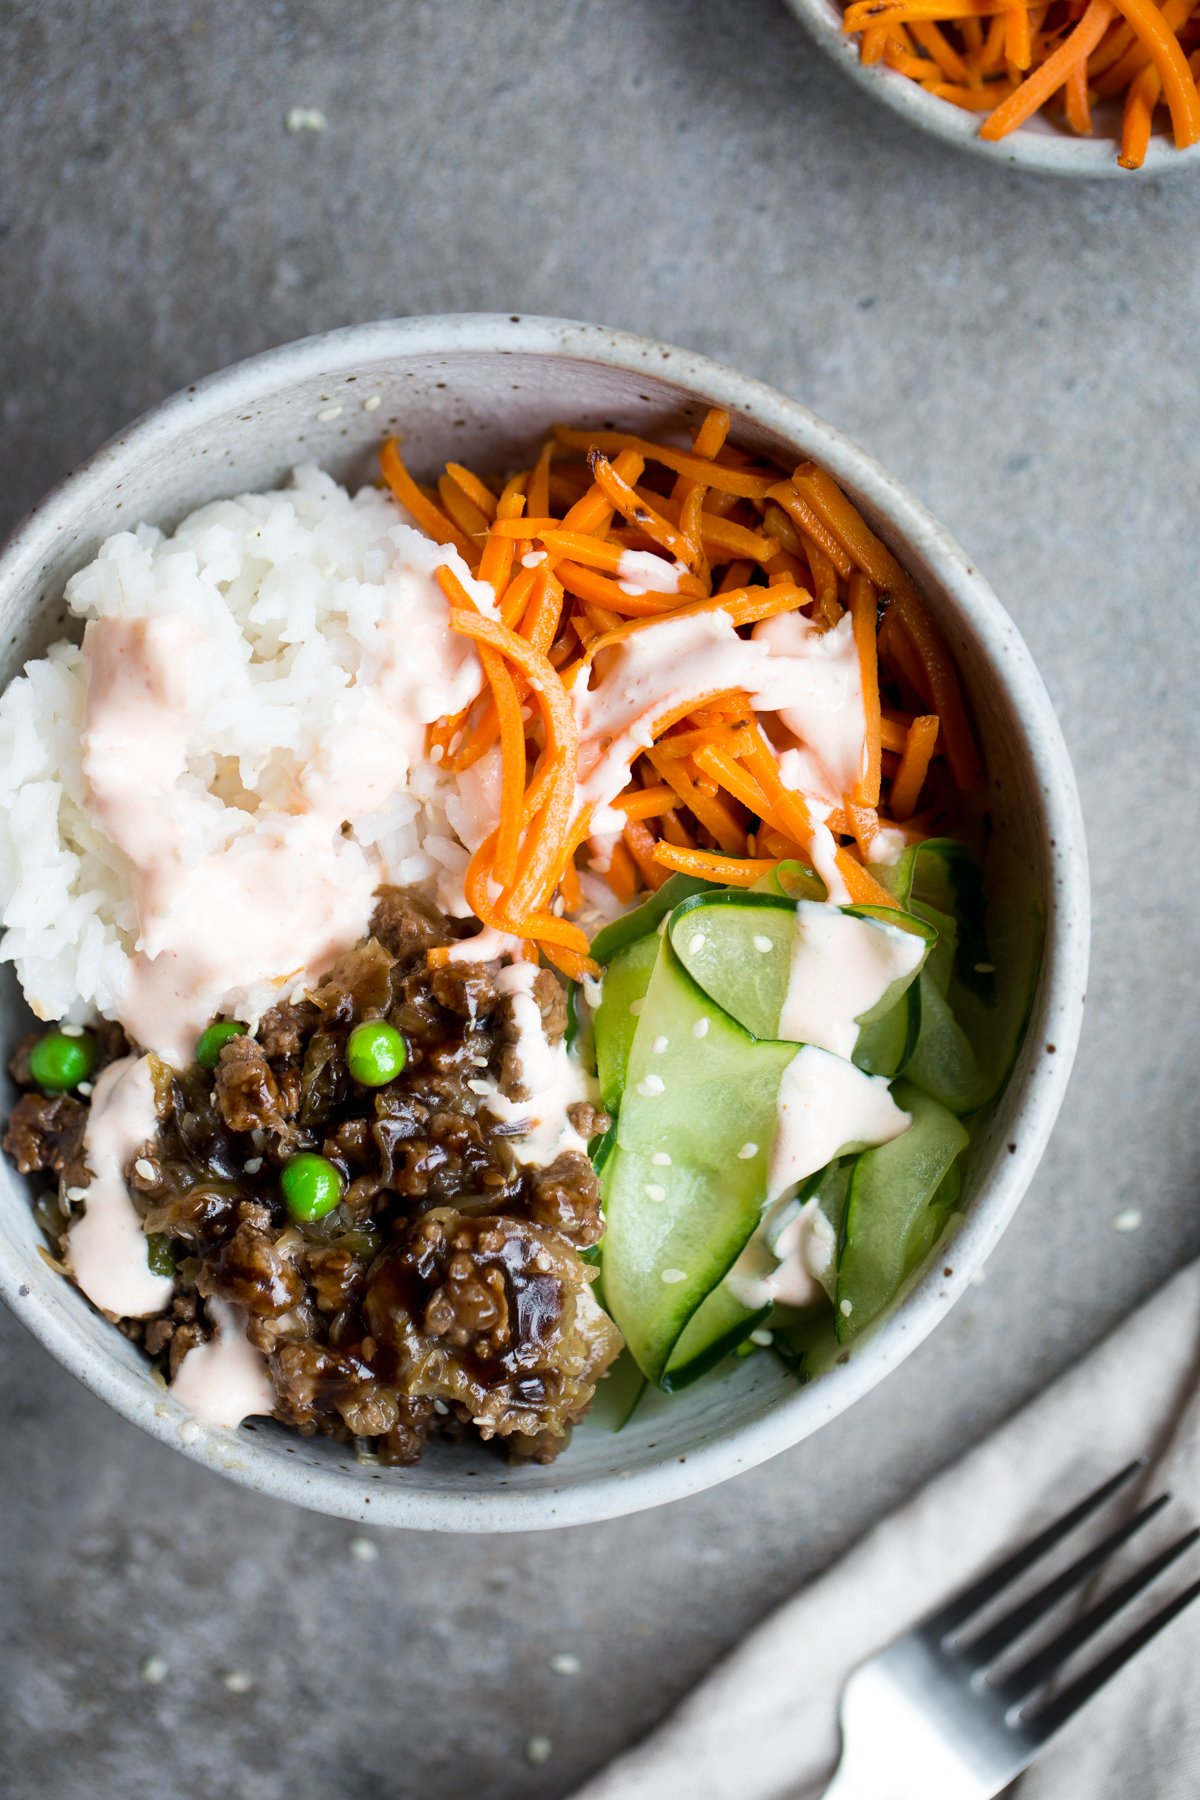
[574,1261,1200,1800]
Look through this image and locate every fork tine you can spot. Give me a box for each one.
[926,1460,1146,1638]
[994,1525,1200,1705]
[960,1494,1171,1668]
[1024,1571,1200,1744]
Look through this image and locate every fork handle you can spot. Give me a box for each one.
[820,1748,986,1800]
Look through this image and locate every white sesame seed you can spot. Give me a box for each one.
[521,550,548,568]
[582,976,604,1008]
[752,934,773,953]
[471,1054,489,1068]
[348,1536,378,1563]
[526,1737,553,1765]
[839,1299,853,1317]
[1112,1208,1143,1233]
[222,1670,254,1694]
[974,961,995,973]
[644,1184,666,1202]
[737,1142,758,1160]
[60,1023,84,1038]
[285,105,327,132]
[65,1185,88,1203]
[651,1152,672,1166]
[430,743,445,763]
[651,1035,669,1054]
[629,998,645,1017]
[362,394,382,412]
[140,1654,169,1685]
[243,1157,263,1174]
[636,1075,665,1097]
[689,932,706,954]
[133,1158,156,1182]
[433,1399,449,1415]
[77,1081,93,1098]
[749,1328,773,1347]
[466,1078,491,1095]
[692,1017,710,1039]
[661,1268,687,1284]
[549,1652,582,1677]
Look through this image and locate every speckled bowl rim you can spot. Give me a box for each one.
[782,0,1200,178]
[0,315,1089,1530]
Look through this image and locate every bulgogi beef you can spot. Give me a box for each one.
[3,887,622,1464]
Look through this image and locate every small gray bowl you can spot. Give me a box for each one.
[782,0,1200,178]
[0,316,1088,1530]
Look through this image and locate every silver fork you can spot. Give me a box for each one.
[825,1460,1200,1800]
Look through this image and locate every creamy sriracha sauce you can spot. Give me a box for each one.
[479,963,599,1166]
[572,604,871,866]
[68,1054,173,1318]
[727,1050,910,1310]
[778,901,925,1058]
[169,1297,275,1428]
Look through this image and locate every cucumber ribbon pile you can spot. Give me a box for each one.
[585,843,1042,1392]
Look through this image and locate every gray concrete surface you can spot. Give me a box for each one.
[2,2,1199,1796]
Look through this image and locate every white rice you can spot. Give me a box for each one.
[0,465,486,1029]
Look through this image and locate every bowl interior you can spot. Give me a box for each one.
[0,321,1085,1528]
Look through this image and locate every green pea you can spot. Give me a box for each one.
[145,1233,177,1277]
[280,1153,344,1222]
[29,1029,98,1093]
[345,1020,408,1087]
[195,1019,248,1069]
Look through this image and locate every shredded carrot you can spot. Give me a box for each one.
[651,843,780,886]
[647,748,747,854]
[527,439,554,520]
[1119,60,1160,163]
[382,421,982,969]
[380,439,476,563]
[978,0,1115,137]
[476,483,526,596]
[1064,56,1094,132]
[605,839,640,904]
[890,715,941,818]
[623,820,672,890]
[437,472,491,546]
[689,407,731,461]
[791,467,981,789]
[589,453,705,573]
[841,0,1198,155]
[445,462,498,522]
[1108,0,1200,143]
[553,428,778,499]
[615,784,678,820]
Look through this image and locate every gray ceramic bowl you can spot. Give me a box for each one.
[0,316,1089,1530]
[782,0,1200,178]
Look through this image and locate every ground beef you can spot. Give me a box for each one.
[524,1152,606,1248]
[369,885,461,961]
[5,887,622,1466]
[2,1092,87,1176]
[214,1036,287,1135]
